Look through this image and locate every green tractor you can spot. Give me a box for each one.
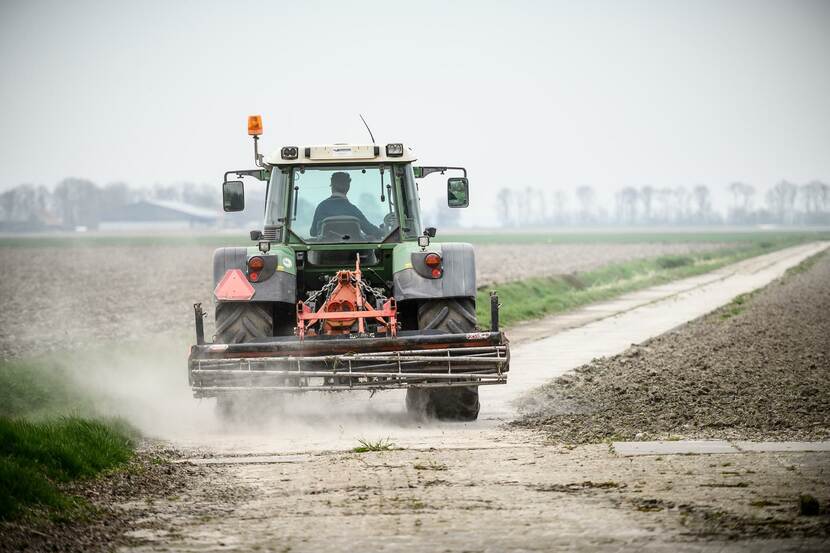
[188,116,509,421]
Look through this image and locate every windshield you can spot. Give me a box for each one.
[289,165,398,243]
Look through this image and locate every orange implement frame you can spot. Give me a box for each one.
[296,256,397,339]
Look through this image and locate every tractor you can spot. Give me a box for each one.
[187,116,510,421]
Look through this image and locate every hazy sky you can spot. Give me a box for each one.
[2,0,829,220]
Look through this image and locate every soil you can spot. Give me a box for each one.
[94,442,830,551]
[0,445,221,553]
[0,241,726,359]
[514,251,830,443]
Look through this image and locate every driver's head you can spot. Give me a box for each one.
[330,172,351,195]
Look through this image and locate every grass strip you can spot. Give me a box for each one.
[0,359,137,521]
[0,417,134,520]
[444,230,830,246]
[476,235,824,327]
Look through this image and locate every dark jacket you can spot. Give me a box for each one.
[310,196,380,237]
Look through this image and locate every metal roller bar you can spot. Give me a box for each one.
[192,379,506,393]
[191,369,502,379]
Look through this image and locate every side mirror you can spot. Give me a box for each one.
[424,227,437,237]
[223,180,245,212]
[447,177,469,208]
[250,229,263,241]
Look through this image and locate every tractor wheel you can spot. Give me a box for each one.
[417,298,477,334]
[214,302,272,344]
[405,299,480,421]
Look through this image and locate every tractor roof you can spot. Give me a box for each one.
[264,143,417,166]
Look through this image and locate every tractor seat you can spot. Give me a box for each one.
[318,216,362,241]
[309,216,378,266]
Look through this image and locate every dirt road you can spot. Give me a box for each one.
[112,242,829,552]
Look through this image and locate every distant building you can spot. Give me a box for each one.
[99,199,219,231]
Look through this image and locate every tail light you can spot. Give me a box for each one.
[248,257,265,271]
[247,257,264,282]
[424,253,442,278]
[424,253,441,268]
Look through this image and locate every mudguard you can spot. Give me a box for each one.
[393,243,476,301]
[212,247,296,303]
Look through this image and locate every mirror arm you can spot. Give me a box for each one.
[414,166,467,179]
[224,168,271,183]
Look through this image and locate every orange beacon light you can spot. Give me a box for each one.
[247,115,263,136]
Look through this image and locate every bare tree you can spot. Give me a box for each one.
[673,187,691,224]
[654,188,673,223]
[639,186,654,223]
[818,181,830,213]
[54,178,101,229]
[799,181,822,215]
[551,189,568,225]
[575,185,594,224]
[766,180,797,223]
[495,188,513,227]
[533,188,548,225]
[692,185,712,223]
[615,187,639,224]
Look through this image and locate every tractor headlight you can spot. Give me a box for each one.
[281,146,299,160]
[386,143,404,157]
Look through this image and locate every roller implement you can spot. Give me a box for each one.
[188,116,510,420]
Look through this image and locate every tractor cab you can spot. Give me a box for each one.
[264,145,423,248]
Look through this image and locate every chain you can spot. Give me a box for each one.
[305,275,339,304]
[305,272,389,309]
[358,278,388,305]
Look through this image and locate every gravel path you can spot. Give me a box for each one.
[515,251,830,443]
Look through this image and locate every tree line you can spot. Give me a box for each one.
[494,180,830,227]
[3,177,829,232]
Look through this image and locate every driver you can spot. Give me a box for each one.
[310,171,381,238]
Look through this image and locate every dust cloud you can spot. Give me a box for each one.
[47,333,437,455]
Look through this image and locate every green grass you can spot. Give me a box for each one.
[0,417,134,520]
[443,229,830,246]
[352,438,396,453]
[0,358,136,521]
[476,234,826,327]
[719,293,754,320]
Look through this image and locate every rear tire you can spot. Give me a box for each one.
[406,298,480,421]
[213,302,274,422]
[214,302,272,344]
[417,298,477,334]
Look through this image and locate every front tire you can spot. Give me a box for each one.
[405,299,481,421]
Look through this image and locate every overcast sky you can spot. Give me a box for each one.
[1,0,829,220]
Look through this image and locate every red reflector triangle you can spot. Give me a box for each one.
[214,269,255,301]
